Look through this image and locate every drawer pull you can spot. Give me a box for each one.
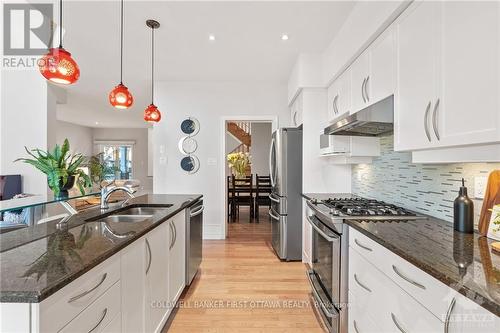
[392,265,426,290]
[391,312,408,333]
[353,320,360,333]
[68,273,107,303]
[354,239,372,252]
[88,308,107,333]
[444,297,456,333]
[354,274,372,293]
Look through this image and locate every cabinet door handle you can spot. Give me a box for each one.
[88,308,107,333]
[354,274,372,293]
[361,78,367,103]
[145,238,152,275]
[169,222,174,250]
[444,297,456,333]
[391,313,408,333]
[68,273,107,303]
[354,238,372,252]
[333,95,339,114]
[170,221,177,250]
[392,265,426,289]
[353,320,361,333]
[424,101,432,142]
[432,98,440,141]
[364,76,370,102]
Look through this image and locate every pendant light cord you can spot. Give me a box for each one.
[120,0,123,84]
[151,26,154,104]
[58,0,63,48]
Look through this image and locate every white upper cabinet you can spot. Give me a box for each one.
[369,28,395,105]
[327,69,351,122]
[395,0,500,151]
[350,52,370,113]
[394,1,440,151]
[438,1,500,147]
[290,93,303,127]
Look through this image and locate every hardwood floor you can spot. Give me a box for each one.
[164,208,323,333]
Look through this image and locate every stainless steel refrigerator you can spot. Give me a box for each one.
[268,127,302,261]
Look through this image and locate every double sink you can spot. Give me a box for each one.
[86,205,173,224]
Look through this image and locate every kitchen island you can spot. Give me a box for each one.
[0,193,202,333]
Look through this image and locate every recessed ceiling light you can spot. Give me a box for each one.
[95,121,99,125]
[281,34,289,41]
[208,34,216,41]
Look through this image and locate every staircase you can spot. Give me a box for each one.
[227,122,252,175]
[227,122,251,147]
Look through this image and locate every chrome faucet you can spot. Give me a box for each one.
[100,184,135,209]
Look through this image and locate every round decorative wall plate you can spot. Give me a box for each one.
[180,117,200,136]
[180,155,200,174]
[178,136,198,155]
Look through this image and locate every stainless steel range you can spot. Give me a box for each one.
[306,195,426,333]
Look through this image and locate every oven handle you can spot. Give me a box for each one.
[306,214,339,242]
[306,271,335,319]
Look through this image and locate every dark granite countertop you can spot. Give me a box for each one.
[0,194,202,303]
[346,218,500,316]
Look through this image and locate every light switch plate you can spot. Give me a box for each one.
[474,176,487,199]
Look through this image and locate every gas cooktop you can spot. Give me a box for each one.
[322,197,417,217]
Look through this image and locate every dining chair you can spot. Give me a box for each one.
[231,174,253,222]
[254,174,271,222]
[227,175,234,223]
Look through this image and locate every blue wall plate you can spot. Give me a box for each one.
[180,118,200,135]
[180,155,200,174]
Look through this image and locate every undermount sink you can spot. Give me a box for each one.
[98,215,153,223]
[118,206,170,216]
[86,205,172,223]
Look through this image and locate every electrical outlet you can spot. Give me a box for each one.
[474,176,487,199]
[207,158,217,166]
[159,145,165,154]
[159,156,167,165]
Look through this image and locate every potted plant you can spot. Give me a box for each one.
[86,152,117,188]
[15,139,92,198]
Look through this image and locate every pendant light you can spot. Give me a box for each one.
[38,0,80,84]
[109,0,133,109]
[144,19,161,123]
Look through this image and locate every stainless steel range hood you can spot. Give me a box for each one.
[324,95,394,137]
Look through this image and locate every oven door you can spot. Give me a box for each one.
[307,214,341,307]
[307,270,340,333]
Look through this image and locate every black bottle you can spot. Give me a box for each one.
[453,178,474,234]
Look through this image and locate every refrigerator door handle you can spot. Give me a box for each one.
[269,138,276,187]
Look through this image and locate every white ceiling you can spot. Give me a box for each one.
[56,1,355,128]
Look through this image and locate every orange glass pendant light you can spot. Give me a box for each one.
[38,0,80,84]
[109,0,133,109]
[144,19,161,123]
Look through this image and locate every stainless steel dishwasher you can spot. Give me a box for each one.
[186,199,203,285]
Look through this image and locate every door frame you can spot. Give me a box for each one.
[220,115,279,239]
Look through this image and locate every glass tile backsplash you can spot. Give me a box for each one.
[352,135,500,225]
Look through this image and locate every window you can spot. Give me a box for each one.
[95,142,134,180]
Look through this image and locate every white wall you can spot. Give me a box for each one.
[250,122,272,176]
[93,128,153,191]
[56,120,93,157]
[0,70,52,195]
[301,88,351,193]
[153,81,289,239]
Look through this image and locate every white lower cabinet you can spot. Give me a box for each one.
[121,236,146,332]
[0,210,188,333]
[349,227,500,333]
[145,223,170,333]
[168,211,186,306]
